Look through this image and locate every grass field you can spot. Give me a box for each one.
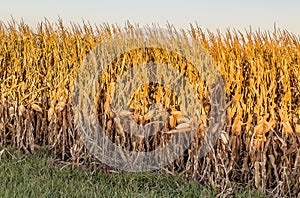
[0,147,267,198]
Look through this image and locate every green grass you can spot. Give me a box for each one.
[0,147,267,198]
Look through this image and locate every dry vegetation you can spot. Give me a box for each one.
[0,19,299,197]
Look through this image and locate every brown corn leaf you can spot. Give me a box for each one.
[9,106,15,117]
[296,124,300,133]
[48,107,55,121]
[169,115,176,128]
[31,103,42,112]
[18,105,26,117]
[55,101,66,112]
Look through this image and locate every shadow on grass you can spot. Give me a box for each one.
[0,147,267,198]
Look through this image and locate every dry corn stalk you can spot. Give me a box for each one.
[0,19,299,197]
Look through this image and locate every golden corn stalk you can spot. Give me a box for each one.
[0,19,299,196]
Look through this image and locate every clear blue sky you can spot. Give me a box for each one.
[1,0,300,34]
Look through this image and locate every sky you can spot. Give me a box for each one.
[1,0,300,34]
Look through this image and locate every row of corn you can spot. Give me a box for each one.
[0,19,299,196]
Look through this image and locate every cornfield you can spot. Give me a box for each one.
[0,19,299,197]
